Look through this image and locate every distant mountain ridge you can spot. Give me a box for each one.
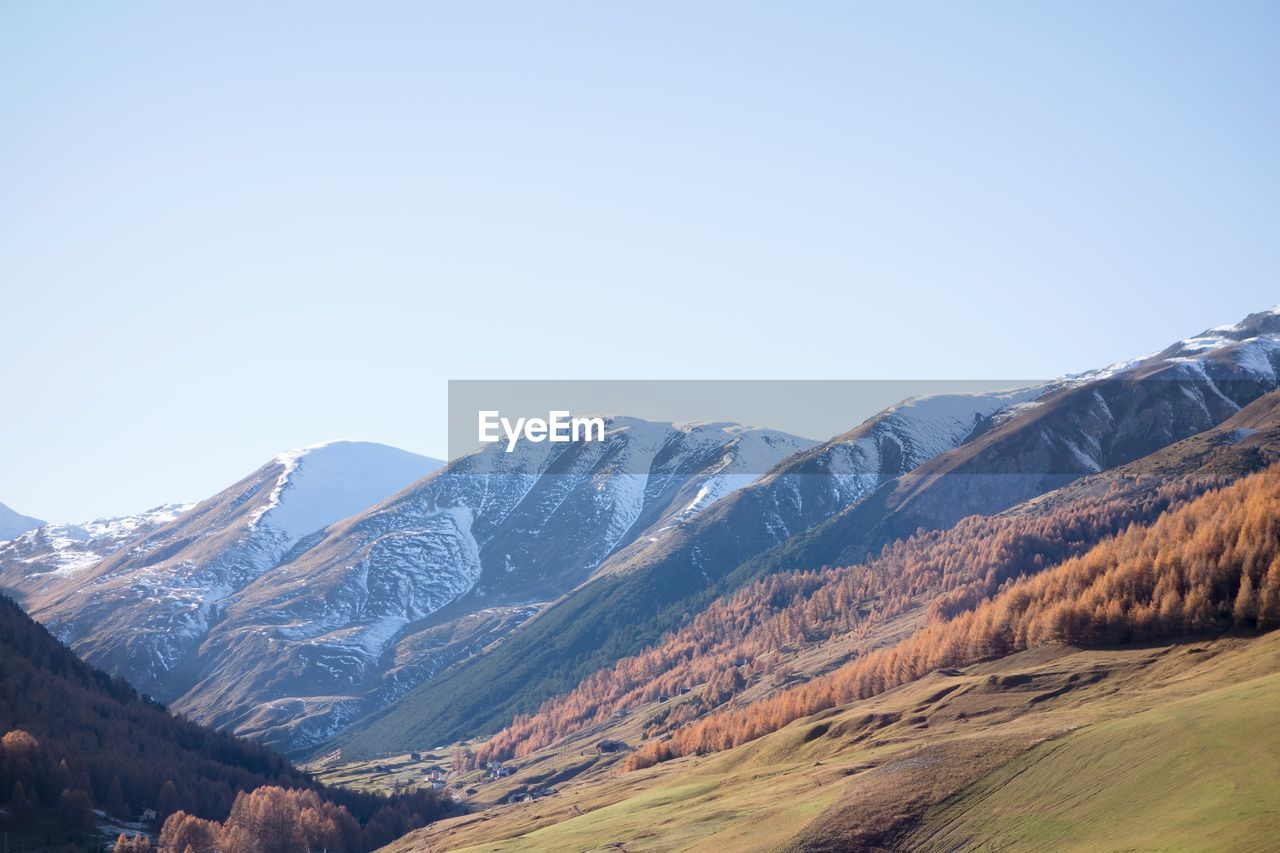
[336,386,1050,753]
[0,501,44,542]
[0,503,191,600]
[0,441,441,701]
[742,305,1280,580]
[464,385,1280,772]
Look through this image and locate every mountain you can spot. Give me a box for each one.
[335,307,1280,757]
[737,305,1280,580]
[463,386,1280,770]
[0,592,447,851]
[0,424,815,754]
[0,441,441,703]
[169,420,817,751]
[382,404,1280,852]
[0,503,191,599]
[0,501,44,543]
[335,388,1048,754]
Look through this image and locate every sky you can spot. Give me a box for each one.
[2,2,1278,521]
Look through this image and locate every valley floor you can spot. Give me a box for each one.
[372,630,1280,852]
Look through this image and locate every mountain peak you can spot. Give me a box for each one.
[1067,304,1280,384]
[0,501,45,542]
[1198,305,1280,341]
[253,441,443,541]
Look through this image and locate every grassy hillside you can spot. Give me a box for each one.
[906,673,1280,852]
[379,632,1280,852]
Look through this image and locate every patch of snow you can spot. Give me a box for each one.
[0,501,45,543]
[252,441,442,541]
[1214,427,1261,446]
[1065,351,1159,383]
[5,503,193,580]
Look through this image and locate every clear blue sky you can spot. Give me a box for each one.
[2,2,1278,521]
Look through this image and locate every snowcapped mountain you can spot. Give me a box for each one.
[168,420,816,749]
[14,305,1280,761]
[337,305,1280,756]
[0,501,44,543]
[338,387,1048,752]
[3,441,441,700]
[593,388,1045,587]
[0,503,190,597]
[721,305,1280,583]
[1149,305,1280,369]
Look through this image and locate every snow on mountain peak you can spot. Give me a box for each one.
[0,501,45,543]
[1065,306,1280,385]
[1207,304,1280,334]
[251,441,443,542]
[0,503,193,587]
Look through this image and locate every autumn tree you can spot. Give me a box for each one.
[6,780,34,826]
[58,787,93,831]
[1234,573,1258,626]
[160,811,223,852]
[106,774,129,818]
[0,730,39,755]
[616,466,1280,769]
[156,779,181,819]
[1259,555,1280,628]
[115,833,155,852]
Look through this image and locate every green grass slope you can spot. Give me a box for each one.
[379,633,1280,852]
[908,671,1280,852]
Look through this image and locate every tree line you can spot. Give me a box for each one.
[0,593,447,849]
[473,473,1215,767]
[627,464,1280,768]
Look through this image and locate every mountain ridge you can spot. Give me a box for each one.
[175,419,817,751]
[0,441,442,701]
[334,306,1280,757]
[0,500,44,543]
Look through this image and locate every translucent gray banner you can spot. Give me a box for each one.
[447,379,1049,473]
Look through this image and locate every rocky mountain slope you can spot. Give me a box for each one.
[738,305,1280,580]
[0,503,191,599]
[174,420,816,751]
[0,424,817,755]
[336,306,1280,756]
[336,387,1051,753]
[0,501,44,542]
[0,441,441,703]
